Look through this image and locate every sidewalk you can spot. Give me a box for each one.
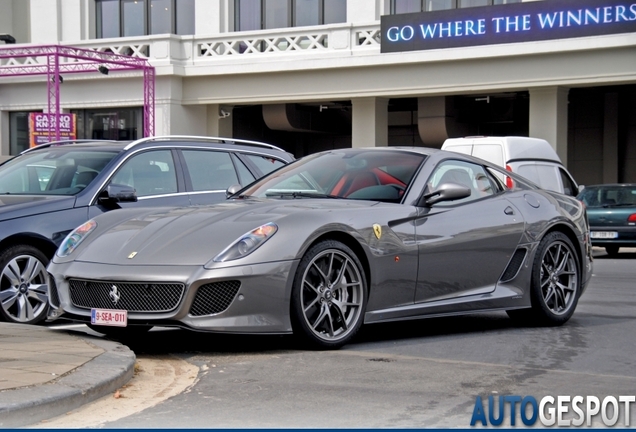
[0,322,135,428]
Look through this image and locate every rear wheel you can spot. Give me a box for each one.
[508,232,580,326]
[291,240,367,350]
[0,245,50,325]
[605,246,619,256]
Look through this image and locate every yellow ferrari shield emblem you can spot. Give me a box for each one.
[373,224,382,239]
[128,251,138,259]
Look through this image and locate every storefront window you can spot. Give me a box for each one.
[96,0,195,37]
[9,112,31,155]
[235,0,346,30]
[72,108,142,141]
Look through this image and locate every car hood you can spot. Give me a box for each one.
[75,198,377,266]
[0,194,76,222]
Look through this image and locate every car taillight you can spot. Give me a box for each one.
[505,165,514,189]
[628,214,636,223]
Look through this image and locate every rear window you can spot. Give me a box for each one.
[516,163,560,193]
[577,186,636,208]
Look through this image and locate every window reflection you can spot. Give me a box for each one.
[391,0,521,13]
[235,0,346,31]
[150,0,172,34]
[176,0,195,35]
[122,0,145,36]
[296,0,320,27]
[96,0,120,38]
[265,0,290,29]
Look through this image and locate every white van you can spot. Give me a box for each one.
[441,136,579,197]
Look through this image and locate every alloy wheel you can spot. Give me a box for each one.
[539,240,578,316]
[0,254,49,323]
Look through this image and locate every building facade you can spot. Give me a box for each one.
[1,0,635,186]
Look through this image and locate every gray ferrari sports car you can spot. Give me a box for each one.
[47,147,593,349]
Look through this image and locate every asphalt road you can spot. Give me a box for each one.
[46,249,636,428]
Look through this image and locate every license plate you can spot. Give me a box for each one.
[591,231,618,239]
[91,308,127,327]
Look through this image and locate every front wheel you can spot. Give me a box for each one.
[509,232,581,326]
[0,245,50,324]
[291,240,367,350]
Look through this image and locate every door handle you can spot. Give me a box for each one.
[504,206,515,215]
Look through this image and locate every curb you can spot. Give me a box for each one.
[0,338,136,428]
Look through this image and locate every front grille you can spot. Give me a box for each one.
[500,249,527,282]
[48,273,60,308]
[69,279,185,313]
[189,281,241,316]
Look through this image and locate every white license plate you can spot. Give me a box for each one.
[91,309,127,327]
[591,231,618,239]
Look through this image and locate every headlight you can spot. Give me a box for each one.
[56,220,97,257]
[213,222,278,262]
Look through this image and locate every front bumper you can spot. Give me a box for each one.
[47,259,299,334]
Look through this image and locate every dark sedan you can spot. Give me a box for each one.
[577,184,636,256]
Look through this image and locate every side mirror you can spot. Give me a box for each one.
[99,184,138,204]
[226,184,242,198]
[421,182,471,206]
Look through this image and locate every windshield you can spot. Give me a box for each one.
[240,149,426,203]
[0,149,119,195]
[577,185,636,208]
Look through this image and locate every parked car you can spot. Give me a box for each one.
[442,136,580,197]
[0,136,293,324]
[576,183,636,256]
[47,147,592,349]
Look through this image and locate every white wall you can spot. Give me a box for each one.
[30,0,60,43]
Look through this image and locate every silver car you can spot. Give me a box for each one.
[47,147,593,349]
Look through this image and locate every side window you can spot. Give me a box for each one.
[111,150,178,197]
[427,160,496,205]
[182,150,239,191]
[559,168,578,197]
[244,154,286,175]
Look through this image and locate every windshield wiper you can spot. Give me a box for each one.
[265,191,345,199]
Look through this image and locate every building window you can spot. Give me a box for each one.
[9,112,31,155]
[96,0,195,38]
[391,0,519,13]
[235,0,346,31]
[72,107,142,141]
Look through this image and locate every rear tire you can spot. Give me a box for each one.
[510,232,581,326]
[290,240,367,350]
[0,245,50,325]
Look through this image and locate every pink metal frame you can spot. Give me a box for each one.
[0,45,155,140]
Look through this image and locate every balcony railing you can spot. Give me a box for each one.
[77,23,379,64]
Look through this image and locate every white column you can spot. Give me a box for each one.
[0,111,10,161]
[603,93,619,183]
[346,0,383,22]
[529,87,569,165]
[207,104,233,137]
[196,0,226,35]
[60,0,84,41]
[30,0,61,43]
[352,97,388,148]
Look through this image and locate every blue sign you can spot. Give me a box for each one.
[381,0,636,53]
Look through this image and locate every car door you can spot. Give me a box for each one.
[414,160,525,304]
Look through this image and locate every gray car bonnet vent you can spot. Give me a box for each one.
[500,248,527,282]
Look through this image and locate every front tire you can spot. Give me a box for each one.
[0,245,50,325]
[291,240,367,350]
[510,232,580,326]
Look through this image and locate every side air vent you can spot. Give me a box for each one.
[500,249,527,282]
[189,281,241,317]
[48,273,60,308]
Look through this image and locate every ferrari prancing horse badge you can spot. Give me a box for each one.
[373,224,382,239]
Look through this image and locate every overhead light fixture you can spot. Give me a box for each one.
[98,65,109,75]
[0,34,16,44]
